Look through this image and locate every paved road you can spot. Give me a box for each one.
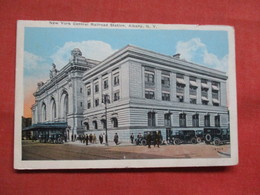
[22,140,230,160]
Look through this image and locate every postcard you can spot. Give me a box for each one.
[14,20,238,169]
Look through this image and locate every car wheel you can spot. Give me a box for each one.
[213,138,221,146]
[174,138,181,145]
[196,137,202,143]
[191,137,197,144]
[142,139,147,146]
[205,134,212,142]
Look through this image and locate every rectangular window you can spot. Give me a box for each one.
[161,75,170,88]
[162,93,170,101]
[113,74,119,86]
[192,114,199,127]
[87,86,91,96]
[190,99,197,104]
[113,91,120,101]
[103,79,109,89]
[204,115,210,127]
[80,102,83,107]
[87,101,91,109]
[148,112,156,127]
[164,114,171,126]
[179,113,186,127]
[95,99,99,107]
[145,72,155,84]
[215,115,220,127]
[94,83,99,93]
[145,90,155,99]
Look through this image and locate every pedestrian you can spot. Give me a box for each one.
[114,133,119,145]
[82,134,85,143]
[93,134,96,144]
[85,134,88,145]
[130,133,134,144]
[89,134,93,143]
[99,133,103,144]
[156,131,161,148]
[147,132,151,148]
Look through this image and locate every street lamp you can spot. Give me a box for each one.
[102,94,110,145]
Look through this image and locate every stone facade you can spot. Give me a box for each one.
[32,45,229,142]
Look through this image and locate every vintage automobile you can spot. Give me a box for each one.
[48,134,65,144]
[169,130,199,145]
[203,127,230,145]
[135,131,162,145]
[39,133,64,144]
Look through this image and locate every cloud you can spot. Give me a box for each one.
[176,38,228,72]
[51,40,117,69]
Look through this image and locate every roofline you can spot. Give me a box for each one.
[83,45,228,81]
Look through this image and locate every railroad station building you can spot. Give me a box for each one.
[29,45,229,142]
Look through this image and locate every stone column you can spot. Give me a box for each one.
[184,75,189,103]
[155,69,162,100]
[208,81,212,105]
[197,78,202,104]
[170,72,177,101]
[220,81,227,106]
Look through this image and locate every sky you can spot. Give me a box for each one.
[23,27,229,117]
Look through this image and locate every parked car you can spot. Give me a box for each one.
[203,127,230,145]
[169,130,198,145]
[49,134,65,144]
[135,131,162,145]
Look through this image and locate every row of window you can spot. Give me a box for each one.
[145,89,220,106]
[87,91,120,109]
[148,112,221,127]
[145,72,220,89]
[84,118,118,130]
[87,74,120,95]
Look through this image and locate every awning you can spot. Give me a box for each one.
[23,122,68,131]
[176,78,185,85]
[190,95,197,99]
[176,93,184,97]
[201,83,209,89]
[212,85,219,91]
[201,96,209,101]
[212,98,220,104]
[190,81,198,87]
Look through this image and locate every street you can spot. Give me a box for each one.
[22,140,230,160]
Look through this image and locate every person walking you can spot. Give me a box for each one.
[130,133,134,144]
[93,134,96,144]
[99,133,103,144]
[147,132,151,148]
[156,131,161,148]
[114,133,119,145]
[85,134,88,145]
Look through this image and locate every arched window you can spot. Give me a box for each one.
[93,121,98,129]
[192,114,199,127]
[111,118,118,128]
[101,119,107,129]
[60,91,69,121]
[42,103,46,122]
[51,98,56,121]
[84,122,89,130]
[148,112,156,127]
[179,113,186,127]
[204,114,210,127]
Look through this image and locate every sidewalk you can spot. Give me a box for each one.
[64,140,134,147]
